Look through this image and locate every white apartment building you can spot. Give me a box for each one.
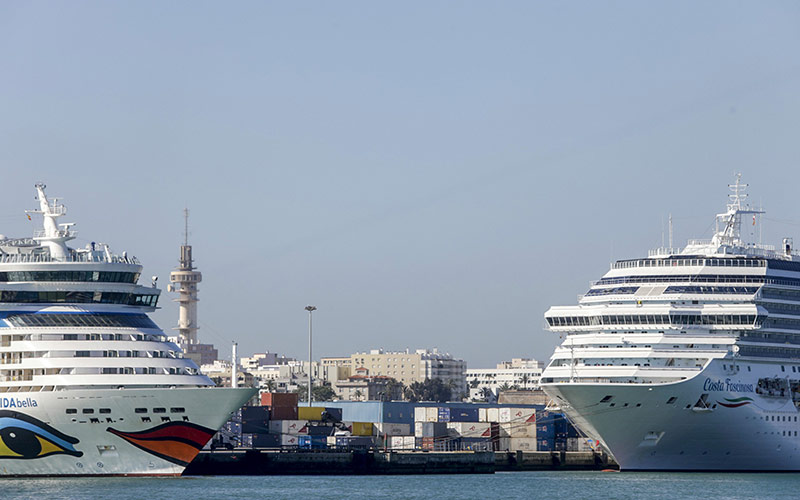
[466,358,544,401]
[349,348,467,399]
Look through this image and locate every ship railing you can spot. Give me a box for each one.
[0,252,139,265]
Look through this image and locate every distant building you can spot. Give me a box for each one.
[466,358,544,401]
[349,348,467,399]
[334,368,403,401]
[240,352,295,371]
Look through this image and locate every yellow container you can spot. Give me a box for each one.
[350,422,374,436]
[298,407,325,421]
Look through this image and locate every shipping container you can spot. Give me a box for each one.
[269,406,298,421]
[437,407,451,422]
[298,406,326,421]
[349,422,374,436]
[298,435,328,449]
[418,422,448,438]
[375,422,412,436]
[499,421,536,438]
[446,422,492,438]
[306,423,335,436]
[486,408,500,423]
[554,439,566,451]
[508,408,536,424]
[269,420,308,435]
[261,392,299,408]
[535,423,555,438]
[536,438,554,451]
[495,438,511,451]
[241,406,270,434]
[414,422,424,437]
[449,407,479,422]
[509,437,538,451]
[388,436,415,450]
[414,407,427,422]
[425,407,438,422]
[281,434,300,447]
[324,407,343,422]
[498,408,512,423]
[478,408,488,423]
[252,433,280,448]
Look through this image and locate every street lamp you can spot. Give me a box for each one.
[305,305,317,406]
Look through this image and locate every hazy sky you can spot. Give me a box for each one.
[2,2,800,367]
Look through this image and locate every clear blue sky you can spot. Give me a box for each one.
[2,2,800,367]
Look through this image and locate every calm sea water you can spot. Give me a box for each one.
[3,472,800,500]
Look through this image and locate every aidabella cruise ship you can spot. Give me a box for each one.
[540,175,800,471]
[0,184,255,476]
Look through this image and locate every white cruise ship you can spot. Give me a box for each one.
[0,184,255,476]
[540,175,800,471]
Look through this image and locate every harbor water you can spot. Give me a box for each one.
[3,472,800,500]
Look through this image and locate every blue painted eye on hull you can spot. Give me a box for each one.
[0,411,82,459]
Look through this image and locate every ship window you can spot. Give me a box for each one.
[66,408,77,414]
[170,407,186,413]
[782,366,786,372]
[134,408,147,414]
[99,408,111,414]
[153,408,166,413]
[82,408,94,414]
[600,395,613,403]
[666,397,677,404]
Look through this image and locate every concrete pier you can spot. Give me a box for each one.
[183,450,614,475]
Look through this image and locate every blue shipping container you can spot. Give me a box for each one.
[437,407,451,422]
[298,435,328,449]
[449,408,479,422]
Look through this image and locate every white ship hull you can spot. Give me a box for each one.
[0,387,255,476]
[543,359,800,471]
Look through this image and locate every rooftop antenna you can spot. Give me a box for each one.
[183,207,189,247]
[669,213,673,249]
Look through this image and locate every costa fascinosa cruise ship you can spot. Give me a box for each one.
[540,175,800,470]
[0,184,255,476]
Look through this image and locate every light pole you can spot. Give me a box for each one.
[305,305,316,406]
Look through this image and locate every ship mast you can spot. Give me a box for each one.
[25,183,76,261]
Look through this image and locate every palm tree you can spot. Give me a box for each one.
[354,389,363,401]
[520,374,530,390]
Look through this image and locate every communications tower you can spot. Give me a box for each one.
[169,209,202,345]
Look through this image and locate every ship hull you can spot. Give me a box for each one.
[0,386,255,476]
[542,360,800,471]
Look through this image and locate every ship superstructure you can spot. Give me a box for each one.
[0,184,254,476]
[540,175,800,470]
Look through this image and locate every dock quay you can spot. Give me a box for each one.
[183,449,615,475]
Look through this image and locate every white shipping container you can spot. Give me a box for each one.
[509,438,537,451]
[425,407,438,422]
[390,436,405,449]
[403,436,415,448]
[496,437,511,451]
[447,422,492,438]
[414,407,427,422]
[487,408,500,423]
[499,422,536,438]
[508,408,536,424]
[414,422,424,437]
[498,408,512,423]
[479,408,488,422]
[327,436,337,447]
[269,420,309,435]
[281,434,300,446]
[376,423,412,436]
